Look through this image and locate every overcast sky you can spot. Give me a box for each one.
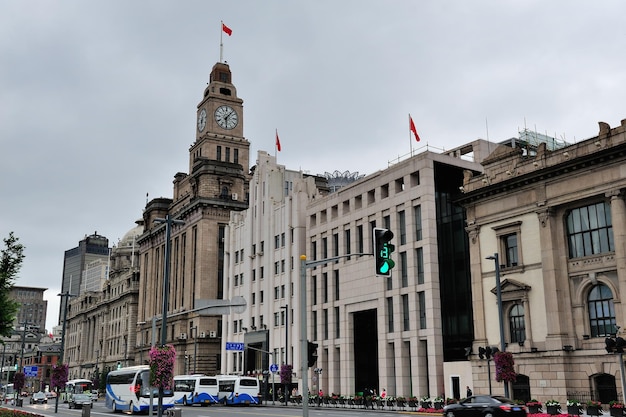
[2,0,626,333]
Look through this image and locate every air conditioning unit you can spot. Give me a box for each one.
[209,331,217,338]
[199,332,206,338]
[179,333,187,340]
[232,193,238,200]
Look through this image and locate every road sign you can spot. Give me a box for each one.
[225,342,244,351]
[24,366,38,377]
[269,363,278,373]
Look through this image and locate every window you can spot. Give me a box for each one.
[400,252,408,287]
[387,297,394,333]
[402,294,410,331]
[398,210,406,245]
[334,270,340,301]
[274,235,280,249]
[414,205,422,241]
[216,146,222,161]
[322,273,328,303]
[416,247,424,284]
[493,222,522,268]
[588,283,616,337]
[503,234,518,267]
[509,304,525,343]
[344,229,351,258]
[418,291,426,329]
[334,306,340,338]
[567,202,614,258]
[312,276,317,305]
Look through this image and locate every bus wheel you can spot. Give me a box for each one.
[127,402,134,414]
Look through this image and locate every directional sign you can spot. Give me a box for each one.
[225,342,244,351]
[269,363,278,373]
[24,366,38,377]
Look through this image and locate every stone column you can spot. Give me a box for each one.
[608,190,626,310]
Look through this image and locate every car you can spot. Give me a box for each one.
[30,391,47,404]
[443,395,528,417]
[45,391,57,399]
[68,393,92,409]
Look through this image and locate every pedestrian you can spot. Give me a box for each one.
[466,386,473,397]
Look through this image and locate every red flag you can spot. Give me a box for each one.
[276,131,282,152]
[410,115,420,142]
[222,22,232,36]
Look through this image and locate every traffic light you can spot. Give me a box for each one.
[606,337,626,353]
[478,346,498,359]
[308,341,318,368]
[373,228,395,276]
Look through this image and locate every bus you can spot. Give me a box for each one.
[64,379,96,403]
[216,375,260,405]
[105,365,175,414]
[173,374,218,406]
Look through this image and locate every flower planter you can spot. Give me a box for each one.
[567,405,582,415]
[408,400,419,410]
[421,401,432,409]
[587,405,601,416]
[546,405,561,415]
[528,405,542,414]
[434,401,444,410]
[397,400,406,409]
[611,407,624,417]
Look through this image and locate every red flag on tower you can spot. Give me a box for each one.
[222,22,232,36]
[276,130,282,152]
[409,115,420,142]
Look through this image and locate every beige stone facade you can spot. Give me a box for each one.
[458,119,626,404]
[136,62,250,376]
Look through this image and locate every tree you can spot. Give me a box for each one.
[0,232,24,337]
[13,372,25,393]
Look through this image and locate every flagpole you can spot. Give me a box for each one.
[220,21,224,62]
[275,129,278,159]
[409,114,413,156]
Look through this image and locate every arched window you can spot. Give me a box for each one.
[588,283,616,337]
[509,303,525,343]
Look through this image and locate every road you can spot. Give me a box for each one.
[1,398,416,417]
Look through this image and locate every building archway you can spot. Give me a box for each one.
[511,374,530,403]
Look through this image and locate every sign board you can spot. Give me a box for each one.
[24,366,38,377]
[225,342,244,351]
[269,363,278,373]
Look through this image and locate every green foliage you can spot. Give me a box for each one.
[0,232,24,337]
[13,372,25,392]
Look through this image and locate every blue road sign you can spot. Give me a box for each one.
[269,363,278,373]
[24,366,38,377]
[225,342,244,351]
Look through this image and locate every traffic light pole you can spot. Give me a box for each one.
[299,253,373,417]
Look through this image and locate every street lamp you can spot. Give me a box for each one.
[153,215,185,417]
[55,291,74,413]
[486,253,509,398]
[280,304,288,404]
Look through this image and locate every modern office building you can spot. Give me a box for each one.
[223,138,493,399]
[59,232,110,322]
[137,61,251,376]
[457,118,626,404]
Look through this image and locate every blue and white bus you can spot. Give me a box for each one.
[216,375,260,405]
[105,365,175,413]
[173,375,219,406]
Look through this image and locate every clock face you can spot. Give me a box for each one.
[197,108,207,132]
[214,105,238,130]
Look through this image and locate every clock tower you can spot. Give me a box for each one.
[138,61,250,376]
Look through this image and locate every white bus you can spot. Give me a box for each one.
[105,365,175,414]
[216,375,260,405]
[64,379,96,403]
[173,374,218,406]
[1,383,16,402]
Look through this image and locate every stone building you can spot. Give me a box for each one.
[137,61,250,376]
[457,119,626,404]
[65,222,141,381]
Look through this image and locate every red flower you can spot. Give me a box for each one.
[494,351,516,382]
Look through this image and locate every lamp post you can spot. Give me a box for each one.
[55,291,73,413]
[486,253,509,398]
[154,215,184,417]
[281,304,289,405]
